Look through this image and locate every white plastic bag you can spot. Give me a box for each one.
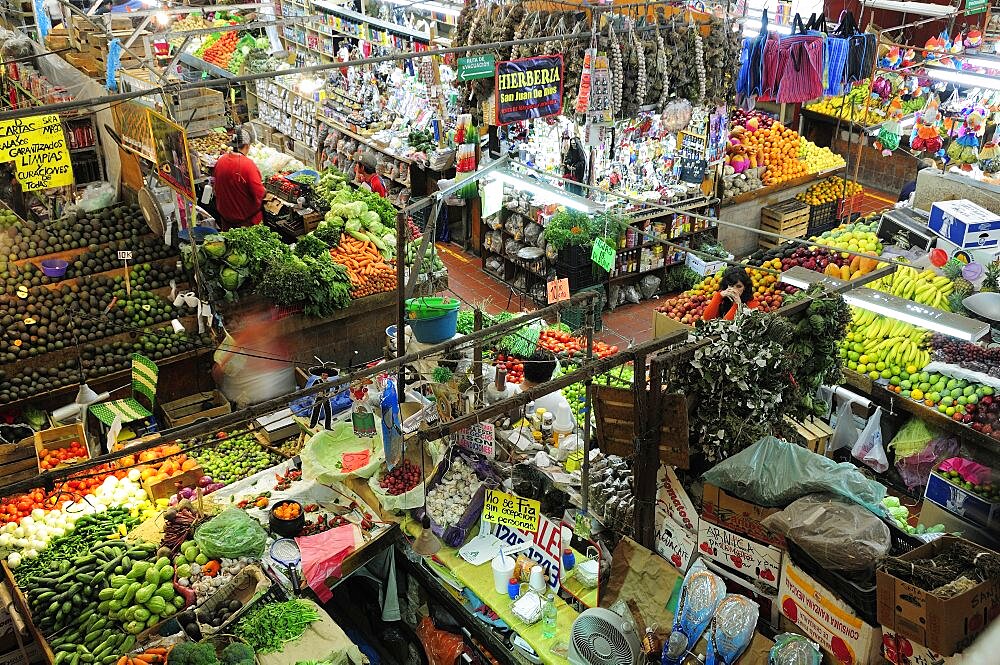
[852,406,888,472]
[826,397,858,454]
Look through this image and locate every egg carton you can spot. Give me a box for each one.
[415,445,499,547]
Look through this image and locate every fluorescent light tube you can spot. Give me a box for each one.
[924,66,1000,91]
[493,170,600,213]
[843,288,990,341]
[779,266,847,290]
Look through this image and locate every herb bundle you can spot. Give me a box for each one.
[235,599,320,653]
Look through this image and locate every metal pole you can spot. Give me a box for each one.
[473,309,484,397]
[581,302,595,518]
[396,210,407,401]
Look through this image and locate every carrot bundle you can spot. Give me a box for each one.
[329,236,397,298]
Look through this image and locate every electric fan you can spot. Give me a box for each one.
[567,605,643,665]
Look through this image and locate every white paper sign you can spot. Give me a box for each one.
[490,513,562,591]
[456,423,495,458]
[655,516,697,572]
[656,466,698,532]
[481,178,503,219]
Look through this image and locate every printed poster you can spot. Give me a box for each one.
[495,55,563,125]
[148,109,196,201]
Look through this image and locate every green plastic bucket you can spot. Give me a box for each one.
[405,297,461,320]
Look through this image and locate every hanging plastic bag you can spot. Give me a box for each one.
[852,406,888,473]
[826,397,859,454]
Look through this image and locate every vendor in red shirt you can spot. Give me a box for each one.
[213,125,265,230]
[355,151,387,198]
[703,266,759,321]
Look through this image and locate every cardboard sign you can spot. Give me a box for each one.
[495,55,563,125]
[654,515,696,572]
[456,423,495,458]
[148,109,196,201]
[780,560,881,665]
[697,520,782,588]
[656,466,698,532]
[484,488,540,533]
[591,237,615,272]
[880,626,964,665]
[0,114,74,191]
[117,250,133,261]
[490,513,561,590]
[457,54,495,81]
[546,278,570,304]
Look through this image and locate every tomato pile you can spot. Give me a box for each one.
[39,440,88,470]
[495,354,525,384]
[0,464,122,524]
[537,330,620,359]
[378,459,421,496]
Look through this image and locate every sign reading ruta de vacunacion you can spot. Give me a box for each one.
[495,55,563,125]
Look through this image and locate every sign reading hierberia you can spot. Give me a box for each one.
[0,114,74,191]
[495,55,563,125]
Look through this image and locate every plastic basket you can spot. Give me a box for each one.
[555,261,599,292]
[806,200,838,235]
[407,309,458,343]
[559,284,605,332]
[786,539,877,625]
[557,244,591,269]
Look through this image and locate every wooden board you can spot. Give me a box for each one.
[658,392,690,468]
[783,415,834,456]
[0,437,40,485]
[593,386,636,458]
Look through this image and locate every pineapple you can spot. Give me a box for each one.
[942,258,964,280]
[947,277,974,313]
[982,260,1000,292]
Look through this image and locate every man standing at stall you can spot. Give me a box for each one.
[214,124,265,230]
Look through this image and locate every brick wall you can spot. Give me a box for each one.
[831,136,921,196]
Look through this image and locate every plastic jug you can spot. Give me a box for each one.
[492,553,515,595]
[552,402,575,448]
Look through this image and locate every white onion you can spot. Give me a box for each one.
[7,552,21,569]
[22,549,37,560]
[12,526,24,539]
[30,508,45,521]
[20,516,33,528]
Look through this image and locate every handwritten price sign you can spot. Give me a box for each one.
[546,278,570,303]
[484,488,540,533]
[591,237,615,272]
[455,423,495,458]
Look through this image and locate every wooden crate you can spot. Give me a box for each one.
[760,198,809,249]
[784,415,835,456]
[0,436,40,485]
[161,390,231,428]
[33,423,89,473]
[594,386,689,466]
[167,88,224,110]
[142,464,204,501]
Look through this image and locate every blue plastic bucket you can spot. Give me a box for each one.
[408,309,458,343]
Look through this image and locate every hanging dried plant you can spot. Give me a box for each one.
[654,19,669,109]
[608,20,623,116]
[496,3,526,62]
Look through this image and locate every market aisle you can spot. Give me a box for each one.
[436,243,662,345]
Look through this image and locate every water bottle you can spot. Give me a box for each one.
[542,592,557,639]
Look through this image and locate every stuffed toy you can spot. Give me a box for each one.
[911,95,944,155]
[875,97,904,156]
[946,111,985,169]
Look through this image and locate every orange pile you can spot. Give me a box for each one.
[119,443,199,484]
[273,501,301,520]
[738,123,808,186]
[330,236,396,298]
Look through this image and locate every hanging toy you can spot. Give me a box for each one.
[923,34,947,61]
[946,111,986,169]
[880,46,902,70]
[964,29,983,49]
[875,97,904,156]
[979,125,1000,175]
[901,48,917,68]
[911,94,944,155]
[870,76,893,102]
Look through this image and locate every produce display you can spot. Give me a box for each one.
[931,464,999,502]
[118,443,201,486]
[235,600,320,654]
[329,234,396,298]
[0,203,149,259]
[560,364,635,427]
[656,265,793,324]
[806,79,925,126]
[881,496,946,536]
[867,264,958,311]
[841,308,932,379]
[377,459,421,496]
[185,432,282,488]
[38,439,88,470]
[425,458,481,527]
[796,176,863,206]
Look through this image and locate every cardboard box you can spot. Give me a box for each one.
[876,536,1000,656]
[696,520,783,590]
[880,626,964,665]
[685,251,732,277]
[142,464,204,501]
[701,483,786,549]
[651,311,692,340]
[0,642,44,665]
[161,390,232,427]
[924,471,999,533]
[779,560,882,665]
[928,199,1000,249]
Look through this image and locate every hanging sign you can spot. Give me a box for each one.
[113,102,156,162]
[966,0,987,14]
[484,488,541,533]
[591,237,616,272]
[148,110,196,201]
[546,278,570,303]
[495,55,564,125]
[0,114,74,191]
[455,423,495,458]
[586,54,613,124]
[457,54,495,82]
[574,49,595,115]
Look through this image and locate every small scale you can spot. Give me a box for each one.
[269,538,302,593]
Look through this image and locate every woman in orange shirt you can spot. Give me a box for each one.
[703,266,758,321]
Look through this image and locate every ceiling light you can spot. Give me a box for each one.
[492,170,601,213]
[924,65,1000,91]
[779,266,847,290]
[843,288,990,341]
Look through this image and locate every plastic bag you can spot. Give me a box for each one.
[73,182,117,213]
[625,285,641,304]
[639,274,661,299]
[888,417,939,459]
[826,397,859,454]
[896,436,959,491]
[415,617,464,665]
[852,406,888,473]
[702,436,886,513]
[761,494,890,571]
[194,508,267,559]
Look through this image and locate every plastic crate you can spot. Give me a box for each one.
[786,540,877,625]
[806,200,838,235]
[837,193,865,220]
[559,284,605,332]
[557,244,591,269]
[555,261,600,292]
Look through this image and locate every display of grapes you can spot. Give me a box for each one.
[0,203,149,260]
[0,330,212,405]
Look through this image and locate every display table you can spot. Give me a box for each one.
[430,543,578,665]
[258,599,365,665]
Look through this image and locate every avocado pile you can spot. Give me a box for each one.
[0,204,149,259]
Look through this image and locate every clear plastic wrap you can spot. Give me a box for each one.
[760,494,891,571]
[701,436,886,512]
[194,508,267,559]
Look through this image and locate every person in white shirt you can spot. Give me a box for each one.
[515,349,571,415]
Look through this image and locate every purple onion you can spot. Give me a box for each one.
[198,476,213,488]
[180,487,195,499]
[206,483,225,493]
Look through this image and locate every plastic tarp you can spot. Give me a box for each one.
[702,435,887,513]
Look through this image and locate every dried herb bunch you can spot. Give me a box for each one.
[880,540,1000,597]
